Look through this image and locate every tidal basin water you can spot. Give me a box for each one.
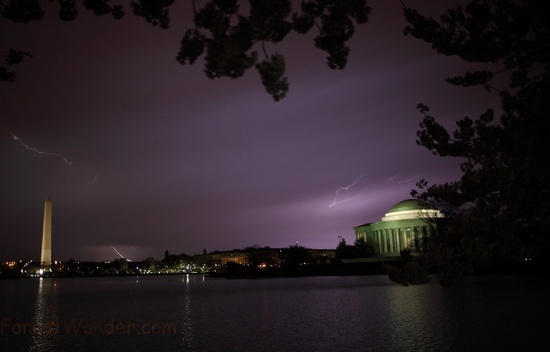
[1,275,548,352]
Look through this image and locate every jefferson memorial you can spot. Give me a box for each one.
[354,199,444,256]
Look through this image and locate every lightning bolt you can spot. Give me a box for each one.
[11,132,97,185]
[111,246,132,262]
[11,132,72,165]
[397,176,421,184]
[386,174,423,184]
[329,173,425,208]
[329,175,365,208]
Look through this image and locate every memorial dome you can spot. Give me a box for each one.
[381,199,443,222]
[388,199,431,213]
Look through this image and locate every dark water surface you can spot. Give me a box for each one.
[1,275,548,351]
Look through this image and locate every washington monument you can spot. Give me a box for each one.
[40,196,52,266]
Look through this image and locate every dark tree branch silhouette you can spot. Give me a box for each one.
[405,0,550,283]
[0,0,371,101]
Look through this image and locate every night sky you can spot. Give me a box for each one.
[0,1,499,262]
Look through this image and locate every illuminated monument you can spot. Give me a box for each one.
[40,196,52,266]
[354,199,444,256]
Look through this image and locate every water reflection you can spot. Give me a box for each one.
[384,283,446,351]
[30,278,59,352]
[1,275,543,351]
[180,274,194,351]
[437,276,549,351]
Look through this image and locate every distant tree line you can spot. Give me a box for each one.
[335,237,373,260]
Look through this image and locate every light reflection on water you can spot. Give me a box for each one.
[180,274,194,350]
[0,275,548,352]
[30,278,59,352]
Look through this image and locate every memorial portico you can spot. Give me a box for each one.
[354,199,444,256]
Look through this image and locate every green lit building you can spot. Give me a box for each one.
[354,199,444,256]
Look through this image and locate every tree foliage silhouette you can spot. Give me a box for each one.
[281,244,309,268]
[335,237,372,260]
[405,0,550,280]
[0,0,370,100]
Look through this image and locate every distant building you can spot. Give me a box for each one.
[354,199,444,256]
[207,250,249,266]
[205,247,336,268]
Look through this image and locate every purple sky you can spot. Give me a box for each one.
[0,1,499,262]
